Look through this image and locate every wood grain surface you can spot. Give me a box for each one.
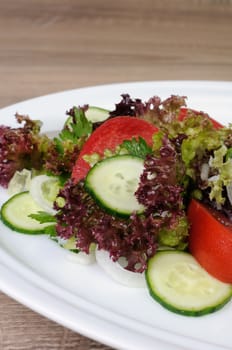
[0,0,232,349]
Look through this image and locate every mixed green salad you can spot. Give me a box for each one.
[0,94,232,316]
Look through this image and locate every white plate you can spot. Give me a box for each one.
[0,81,232,350]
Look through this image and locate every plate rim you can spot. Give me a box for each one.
[0,80,232,350]
[1,79,232,111]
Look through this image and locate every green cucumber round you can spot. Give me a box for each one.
[85,106,109,123]
[0,191,53,234]
[85,155,145,217]
[146,251,232,316]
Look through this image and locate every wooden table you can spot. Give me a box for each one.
[0,1,231,349]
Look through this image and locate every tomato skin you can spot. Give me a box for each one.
[188,199,232,283]
[72,116,159,182]
[178,108,223,129]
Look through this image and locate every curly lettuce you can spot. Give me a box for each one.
[0,107,93,187]
[208,145,232,204]
[0,114,47,187]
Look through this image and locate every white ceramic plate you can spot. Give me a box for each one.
[0,81,232,350]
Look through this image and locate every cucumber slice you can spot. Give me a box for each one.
[146,251,232,316]
[65,106,109,128]
[85,155,145,217]
[85,106,109,123]
[0,191,54,234]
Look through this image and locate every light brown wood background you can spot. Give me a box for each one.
[0,0,232,349]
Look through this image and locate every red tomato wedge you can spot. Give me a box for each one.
[188,199,232,283]
[178,108,223,129]
[72,116,159,182]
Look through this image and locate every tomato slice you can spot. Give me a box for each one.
[72,116,159,182]
[188,199,232,283]
[178,108,223,129]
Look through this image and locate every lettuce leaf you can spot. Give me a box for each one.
[208,145,232,204]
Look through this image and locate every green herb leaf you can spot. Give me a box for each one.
[65,107,92,138]
[121,137,152,158]
[44,225,57,237]
[54,137,65,155]
[29,211,57,224]
[54,107,92,154]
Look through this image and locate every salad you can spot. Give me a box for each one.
[0,93,232,317]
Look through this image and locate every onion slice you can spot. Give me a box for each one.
[29,175,59,215]
[226,184,232,206]
[57,237,96,265]
[66,250,96,265]
[8,169,32,196]
[200,163,209,181]
[96,249,146,288]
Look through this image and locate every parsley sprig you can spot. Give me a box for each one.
[29,211,57,236]
[121,137,152,158]
[54,107,92,154]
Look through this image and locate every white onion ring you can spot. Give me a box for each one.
[208,175,219,182]
[95,249,146,288]
[66,250,96,265]
[29,175,58,215]
[56,237,96,265]
[226,184,232,206]
[200,163,209,181]
[8,169,32,195]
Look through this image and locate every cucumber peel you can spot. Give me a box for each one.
[85,106,109,123]
[146,251,232,316]
[0,191,54,234]
[85,155,145,217]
